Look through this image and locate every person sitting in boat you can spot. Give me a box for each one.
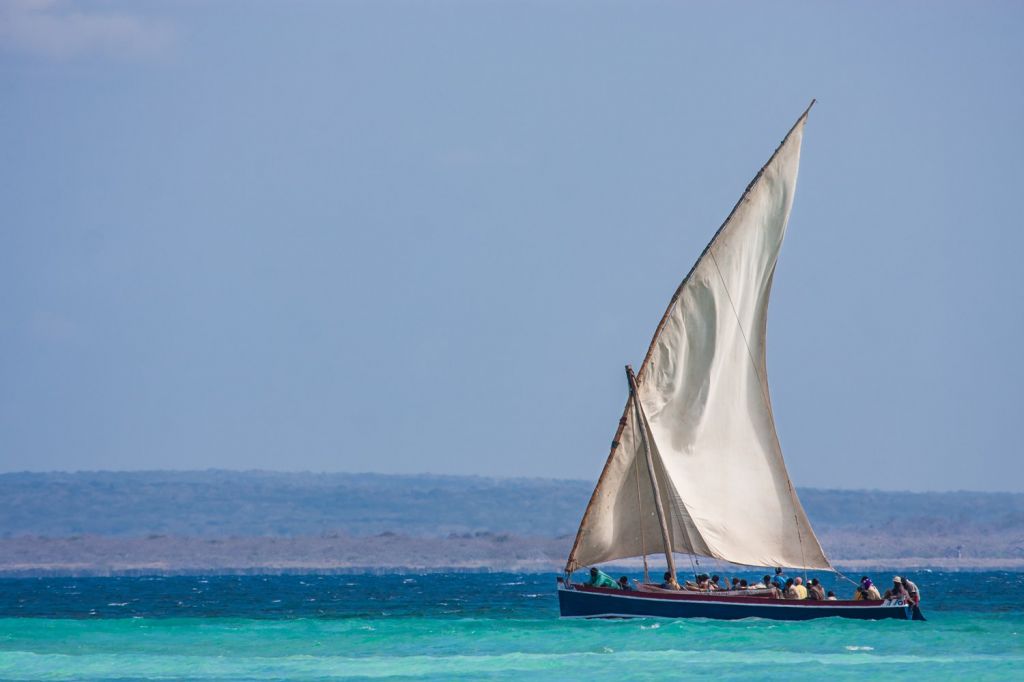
[738,579,749,590]
[807,578,825,601]
[900,576,921,605]
[710,575,724,590]
[752,575,780,597]
[862,577,881,600]
[853,577,882,600]
[791,577,808,599]
[659,571,679,590]
[826,590,837,600]
[771,567,787,591]
[617,576,633,591]
[695,574,711,590]
[884,577,908,601]
[730,578,741,590]
[585,567,620,589]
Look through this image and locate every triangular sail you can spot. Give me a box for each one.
[566,103,830,573]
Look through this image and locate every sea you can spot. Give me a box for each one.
[1,571,1022,681]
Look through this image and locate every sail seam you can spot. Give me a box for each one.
[708,250,771,409]
[707,199,816,574]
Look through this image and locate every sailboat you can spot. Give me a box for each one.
[557,101,924,621]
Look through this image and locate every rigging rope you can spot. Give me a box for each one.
[832,567,861,588]
[686,551,699,585]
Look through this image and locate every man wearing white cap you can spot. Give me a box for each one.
[887,577,909,600]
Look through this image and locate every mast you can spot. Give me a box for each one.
[626,364,677,587]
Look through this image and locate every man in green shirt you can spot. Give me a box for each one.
[584,567,620,589]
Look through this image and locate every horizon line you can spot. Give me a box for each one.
[1,468,1022,496]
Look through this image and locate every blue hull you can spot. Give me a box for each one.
[558,581,920,621]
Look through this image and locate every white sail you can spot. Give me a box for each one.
[567,104,830,572]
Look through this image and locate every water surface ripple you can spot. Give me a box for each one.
[1,572,1021,680]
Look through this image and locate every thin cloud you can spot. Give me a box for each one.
[0,0,173,59]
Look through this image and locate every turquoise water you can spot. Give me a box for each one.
[1,573,1022,680]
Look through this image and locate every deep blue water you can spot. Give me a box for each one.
[1,571,1022,680]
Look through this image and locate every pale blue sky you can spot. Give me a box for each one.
[1,1,1022,490]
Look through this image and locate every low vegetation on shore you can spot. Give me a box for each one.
[2,471,1021,575]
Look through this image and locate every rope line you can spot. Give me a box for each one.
[833,567,862,588]
[686,550,699,584]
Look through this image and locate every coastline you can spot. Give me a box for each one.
[3,557,1022,578]
[5,473,1022,581]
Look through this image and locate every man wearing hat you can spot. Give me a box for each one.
[886,576,909,600]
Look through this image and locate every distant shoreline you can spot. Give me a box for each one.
[5,533,1022,578]
[3,557,1023,578]
[4,472,1022,578]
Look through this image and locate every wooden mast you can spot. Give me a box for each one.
[626,364,678,588]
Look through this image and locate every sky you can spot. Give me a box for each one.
[1,1,1022,491]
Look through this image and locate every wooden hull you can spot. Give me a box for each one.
[557,580,922,621]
